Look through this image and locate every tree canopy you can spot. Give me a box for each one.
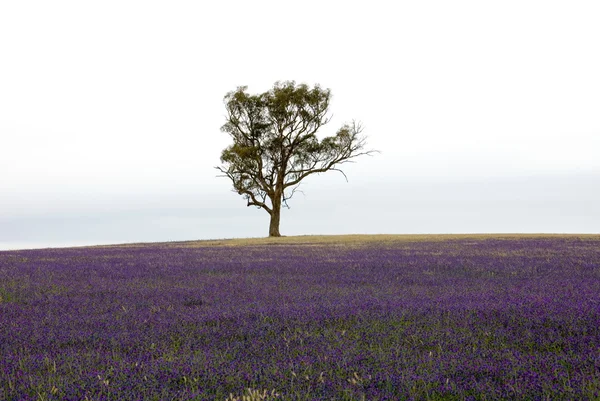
[217,81,376,237]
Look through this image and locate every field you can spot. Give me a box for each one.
[1,234,599,400]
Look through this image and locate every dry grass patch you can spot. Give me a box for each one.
[81,233,600,250]
[178,233,600,248]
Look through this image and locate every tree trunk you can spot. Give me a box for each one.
[268,192,282,237]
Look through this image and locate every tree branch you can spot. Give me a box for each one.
[243,189,272,214]
[215,166,272,214]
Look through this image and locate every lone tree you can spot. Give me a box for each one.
[217,81,377,237]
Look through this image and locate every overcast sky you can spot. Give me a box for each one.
[1,1,599,250]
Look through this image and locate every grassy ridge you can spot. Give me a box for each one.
[1,235,599,400]
[99,233,600,248]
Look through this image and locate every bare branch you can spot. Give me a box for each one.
[330,168,349,182]
[282,182,305,209]
[242,189,272,214]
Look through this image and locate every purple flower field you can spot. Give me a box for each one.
[1,235,599,400]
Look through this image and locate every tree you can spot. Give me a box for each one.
[217,81,377,237]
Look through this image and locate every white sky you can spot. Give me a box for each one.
[1,1,599,249]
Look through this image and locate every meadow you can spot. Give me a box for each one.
[1,234,599,400]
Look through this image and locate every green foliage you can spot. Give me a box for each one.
[216,81,376,236]
[224,388,280,401]
[0,287,15,303]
